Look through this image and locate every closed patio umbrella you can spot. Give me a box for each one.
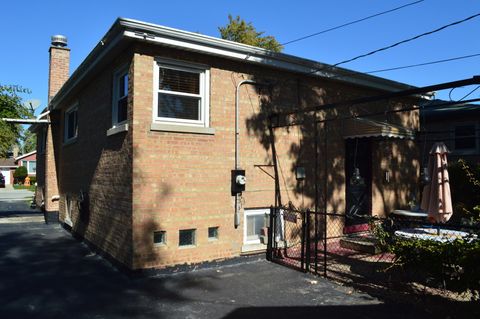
[420,142,453,223]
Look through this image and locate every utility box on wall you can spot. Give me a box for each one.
[231,169,246,195]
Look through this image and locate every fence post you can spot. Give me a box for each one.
[305,209,311,272]
[267,205,274,261]
[300,209,306,272]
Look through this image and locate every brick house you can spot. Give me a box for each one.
[421,100,480,163]
[0,150,36,185]
[0,158,16,186]
[15,150,37,177]
[32,18,421,271]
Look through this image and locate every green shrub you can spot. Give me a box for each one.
[371,220,480,297]
[449,159,480,223]
[13,166,28,184]
[28,175,36,185]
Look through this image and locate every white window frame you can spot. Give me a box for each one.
[452,122,479,155]
[243,208,270,245]
[25,160,36,174]
[65,194,73,227]
[64,104,78,143]
[112,65,129,127]
[152,58,210,128]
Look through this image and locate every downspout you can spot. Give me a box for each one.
[234,79,257,228]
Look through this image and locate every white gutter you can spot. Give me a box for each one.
[49,18,420,112]
[36,110,50,120]
[122,23,414,93]
[1,118,49,124]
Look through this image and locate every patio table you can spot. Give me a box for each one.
[394,227,477,243]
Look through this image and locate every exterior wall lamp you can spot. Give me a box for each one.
[295,166,306,181]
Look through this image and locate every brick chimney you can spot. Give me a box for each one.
[48,35,70,102]
[41,35,69,224]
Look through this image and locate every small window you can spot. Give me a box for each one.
[208,227,219,240]
[244,209,269,244]
[112,66,129,126]
[454,124,476,150]
[179,229,196,246]
[65,194,73,226]
[64,105,78,142]
[154,231,166,245]
[154,60,209,127]
[28,161,36,174]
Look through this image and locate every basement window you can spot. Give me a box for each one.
[64,104,78,143]
[112,66,129,126]
[244,209,269,245]
[208,227,219,240]
[179,229,196,247]
[153,59,210,128]
[153,231,166,245]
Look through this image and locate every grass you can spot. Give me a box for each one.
[13,184,36,192]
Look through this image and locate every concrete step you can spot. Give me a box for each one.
[339,234,381,254]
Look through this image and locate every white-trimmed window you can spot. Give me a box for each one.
[153,59,210,127]
[244,208,270,245]
[453,123,478,153]
[28,161,36,174]
[112,66,129,126]
[64,105,78,142]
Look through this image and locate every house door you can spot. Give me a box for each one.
[345,138,372,230]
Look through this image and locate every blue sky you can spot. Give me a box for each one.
[1,0,479,114]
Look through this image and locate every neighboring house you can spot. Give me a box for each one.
[0,158,16,186]
[31,18,422,271]
[15,151,37,176]
[420,100,480,163]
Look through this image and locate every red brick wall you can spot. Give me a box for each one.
[48,42,419,271]
[48,47,70,102]
[52,52,134,268]
[129,44,420,269]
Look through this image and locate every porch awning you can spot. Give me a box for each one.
[343,117,415,139]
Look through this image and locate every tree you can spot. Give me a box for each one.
[219,15,283,52]
[0,85,33,157]
[13,166,28,184]
[21,129,36,154]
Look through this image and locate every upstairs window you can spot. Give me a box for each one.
[64,105,78,143]
[454,124,477,151]
[112,66,129,125]
[154,60,209,127]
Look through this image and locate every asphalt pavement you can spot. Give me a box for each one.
[0,190,438,319]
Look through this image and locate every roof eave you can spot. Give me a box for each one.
[49,17,419,110]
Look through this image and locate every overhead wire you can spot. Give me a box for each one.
[330,12,480,68]
[364,53,480,74]
[458,85,480,101]
[281,0,424,46]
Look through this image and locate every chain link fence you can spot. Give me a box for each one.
[268,206,480,315]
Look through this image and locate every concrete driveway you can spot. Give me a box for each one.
[0,187,41,222]
[0,195,438,319]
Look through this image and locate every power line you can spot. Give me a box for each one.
[459,85,480,101]
[281,0,424,46]
[364,53,480,74]
[331,12,480,68]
